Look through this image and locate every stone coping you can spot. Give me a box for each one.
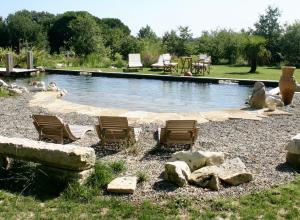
[29,92,292,124]
[45,68,279,87]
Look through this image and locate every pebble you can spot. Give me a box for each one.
[0,92,299,204]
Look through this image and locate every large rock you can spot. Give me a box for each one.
[0,79,8,88]
[286,134,300,155]
[165,161,191,187]
[189,172,220,191]
[0,136,95,171]
[47,82,59,92]
[8,88,23,95]
[190,158,253,186]
[249,82,266,109]
[169,151,225,171]
[286,153,300,167]
[107,176,137,194]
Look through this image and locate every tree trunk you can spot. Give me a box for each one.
[249,57,257,73]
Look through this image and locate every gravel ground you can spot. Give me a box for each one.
[0,93,299,203]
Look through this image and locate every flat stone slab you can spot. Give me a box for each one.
[107,176,137,194]
[286,134,300,155]
[0,136,95,171]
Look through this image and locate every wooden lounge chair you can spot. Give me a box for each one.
[163,54,178,73]
[32,115,91,144]
[127,53,143,70]
[151,54,178,73]
[95,116,141,145]
[158,120,198,145]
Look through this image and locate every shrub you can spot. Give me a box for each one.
[113,52,125,68]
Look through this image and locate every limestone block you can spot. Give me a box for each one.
[286,134,300,155]
[249,82,266,109]
[39,166,94,185]
[191,158,253,186]
[0,79,9,88]
[169,151,225,171]
[217,158,253,185]
[189,172,220,191]
[165,161,191,187]
[107,176,137,194]
[0,136,95,171]
[286,152,300,168]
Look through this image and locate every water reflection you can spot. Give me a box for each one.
[15,74,253,113]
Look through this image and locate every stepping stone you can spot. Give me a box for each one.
[107,176,137,194]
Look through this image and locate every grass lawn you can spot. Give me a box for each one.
[55,65,300,82]
[0,160,299,219]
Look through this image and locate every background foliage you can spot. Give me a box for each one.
[0,6,299,69]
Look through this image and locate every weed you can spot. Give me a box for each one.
[137,171,148,183]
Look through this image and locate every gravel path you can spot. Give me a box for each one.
[0,93,299,203]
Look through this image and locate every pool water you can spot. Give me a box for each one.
[15,74,253,113]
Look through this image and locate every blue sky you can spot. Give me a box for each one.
[1,0,299,37]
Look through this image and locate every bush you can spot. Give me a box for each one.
[113,53,125,68]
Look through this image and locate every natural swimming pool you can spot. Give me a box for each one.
[15,74,255,113]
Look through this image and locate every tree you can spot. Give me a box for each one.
[162,26,193,56]
[244,35,268,73]
[68,15,105,56]
[162,30,179,55]
[48,11,96,53]
[138,25,157,40]
[99,18,131,57]
[0,17,8,47]
[254,6,282,63]
[6,10,47,51]
[281,22,300,66]
[119,36,141,59]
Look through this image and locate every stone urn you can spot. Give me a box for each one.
[279,66,297,105]
[184,71,192,76]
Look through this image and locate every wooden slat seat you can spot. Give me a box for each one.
[158,120,198,145]
[95,116,141,146]
[32,115,91,144]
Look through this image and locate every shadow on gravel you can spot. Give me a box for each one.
[152,179,179,192]
[91,143,123,157]
[0,160,67,201]
[276,163,300,173]
[141,144,190,162]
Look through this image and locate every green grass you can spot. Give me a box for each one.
[53,65,300,82]
[0,160,299,219]
[0,88,13,97]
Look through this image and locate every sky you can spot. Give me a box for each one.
[1,0,300,37]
